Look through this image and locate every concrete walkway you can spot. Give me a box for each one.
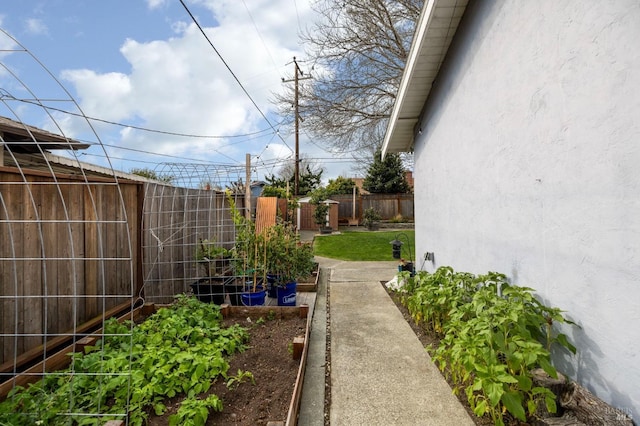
[299,256,474,425]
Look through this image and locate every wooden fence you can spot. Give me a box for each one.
[330,193,414,223]
[0,168,140,365]
[297,202,339,231]
[2,172,408,366]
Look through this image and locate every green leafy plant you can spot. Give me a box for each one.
[362,207,381,230]
[195,238,231,277]
[394,267,577,426]
[227,191,314,289]
[225,370,255,390]
[262,221,315,285]
[0,296,250,425]
[168,394,223,426]
[227,192,263,290]
[309,187,331,228]
[388,214,410,223]
[313,203,329,228]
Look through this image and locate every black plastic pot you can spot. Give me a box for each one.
[225,279,245,306]
[399,262,415,277]
[266,274,282,298]
[190,277,226,304]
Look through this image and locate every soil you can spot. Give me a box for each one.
[147,314,307,426]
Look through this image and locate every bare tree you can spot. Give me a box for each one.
[274,0,423,155]
[275,154,324,182]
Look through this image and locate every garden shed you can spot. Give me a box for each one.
[296,196,339,231]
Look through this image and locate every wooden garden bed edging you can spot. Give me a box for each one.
[1,300,315,426]
[220,302,312,426]
[296,262,320,293]
[0,301,146,400]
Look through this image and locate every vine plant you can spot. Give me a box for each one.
[0,295,250,426]
[396,267,577,426]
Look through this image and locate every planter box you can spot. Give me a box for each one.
[2,301,313,426]
[220,303,312,425]
[296,263,320,293]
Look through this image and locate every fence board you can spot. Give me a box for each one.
[255,197,277,234]
[22,180,43,352]
[332,193,414,222]
[0,170,141,365]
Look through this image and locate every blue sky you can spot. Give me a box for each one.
[0,0,358,184]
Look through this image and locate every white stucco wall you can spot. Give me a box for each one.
[413,1,640,419]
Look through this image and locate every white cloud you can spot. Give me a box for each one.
[49,0,369,180]
[145,0,168,10]
[60,69,133,121]
[24,18,48,36]
[60,1,313,163]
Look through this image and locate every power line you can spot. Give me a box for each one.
[179,0,293,153]
[0,93,277,139]
[293,0,303,33]
[281,56,312,195]
[241,0,280,72]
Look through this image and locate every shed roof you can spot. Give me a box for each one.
[382,0,468,156]
[298,196,339,204]
[0,116,90,152]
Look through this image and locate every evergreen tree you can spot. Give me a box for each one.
[363,149,411,194]
[263,164,323,196]
[326,176,358,195]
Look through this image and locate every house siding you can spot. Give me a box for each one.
[413,0,640,419]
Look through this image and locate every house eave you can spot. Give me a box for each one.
[382,0,468,156]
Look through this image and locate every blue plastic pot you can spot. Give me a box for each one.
[241,285,266,306]
[276,281,297,306]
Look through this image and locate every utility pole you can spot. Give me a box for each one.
[282,57,311,195]
[245,153,251,220]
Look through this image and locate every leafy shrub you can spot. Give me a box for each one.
[395,267,576,425]
[388,214,410,223]
[362,207,381,229]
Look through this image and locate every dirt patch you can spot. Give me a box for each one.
[148,314,306,426]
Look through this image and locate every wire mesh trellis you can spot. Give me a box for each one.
[140,162,249,305]
[0,27,258,424]
[0,29,137,423]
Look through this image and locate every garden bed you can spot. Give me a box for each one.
[148,309,308,425]
[0,298,313,426]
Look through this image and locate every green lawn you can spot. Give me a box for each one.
[313,230,415,261]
